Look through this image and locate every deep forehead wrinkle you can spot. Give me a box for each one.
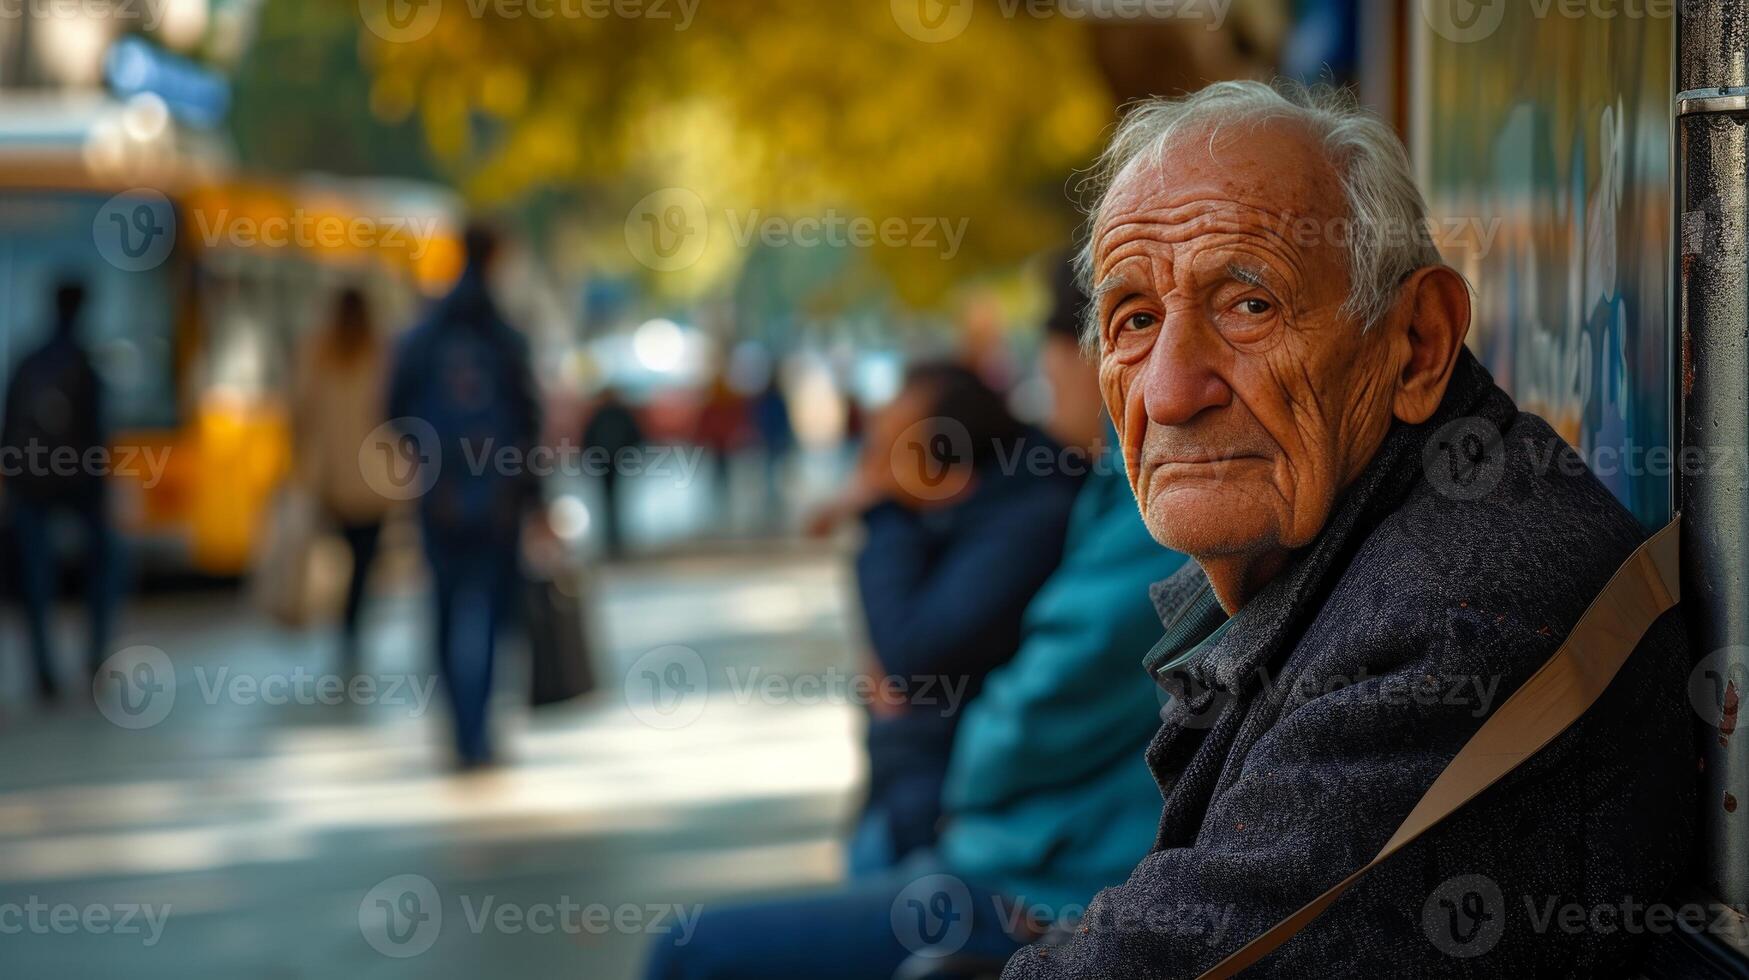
[1093,197,1305,256]
[1091,206,1312,301]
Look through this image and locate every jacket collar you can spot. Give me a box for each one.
[1144,348,1514,692]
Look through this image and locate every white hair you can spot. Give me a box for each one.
[1076,80,1444,344]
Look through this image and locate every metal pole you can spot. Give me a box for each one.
[1677,0,1749,912]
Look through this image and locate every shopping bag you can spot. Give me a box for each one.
[524,567,596,707]
[251,487,346,628]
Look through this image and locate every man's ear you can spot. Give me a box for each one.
[1389,265,1471,425]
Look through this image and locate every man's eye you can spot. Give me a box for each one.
[1122,312,1159,331]
[1236,298,1272,316]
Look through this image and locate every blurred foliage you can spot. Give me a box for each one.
[359,0,1114,309]
[231,2,435,180]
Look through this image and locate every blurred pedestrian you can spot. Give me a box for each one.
[388,225,542,770]
[580,384,643,559]
[693,368,748,524]
[811,360,1082,875]
[2,280,119,703]
[750,373,793,531]
[291,287,394,670]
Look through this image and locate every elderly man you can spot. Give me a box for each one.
[1001,82,1694,977]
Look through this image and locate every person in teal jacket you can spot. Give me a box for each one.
[937,435,1188,917]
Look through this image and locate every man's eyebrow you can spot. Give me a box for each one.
[1226,261,1268,289]
[1090,273,1132,309]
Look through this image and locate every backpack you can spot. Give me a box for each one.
[3,341,102,501]
[410,319,529,536]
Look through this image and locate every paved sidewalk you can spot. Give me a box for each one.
[0,553,863,979]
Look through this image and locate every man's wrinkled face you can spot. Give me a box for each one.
[1092,117,1401,562]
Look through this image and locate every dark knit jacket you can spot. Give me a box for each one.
[1002,349,1695,978]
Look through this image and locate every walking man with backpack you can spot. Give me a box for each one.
[3,280,119,704]
[388,225,542,770]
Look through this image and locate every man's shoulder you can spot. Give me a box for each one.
[1341,408,1651,654]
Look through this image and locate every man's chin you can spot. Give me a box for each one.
[1142,484,1279,558]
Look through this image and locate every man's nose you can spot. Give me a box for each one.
[1138,314,1230,426]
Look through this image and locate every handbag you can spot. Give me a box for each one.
[524,565,597,707]
[251,485,347,628]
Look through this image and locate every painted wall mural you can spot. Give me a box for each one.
[1414,3,1673,528]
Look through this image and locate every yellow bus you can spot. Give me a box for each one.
[0,95,461,574]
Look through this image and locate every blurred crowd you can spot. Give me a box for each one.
[4,219,1193,976]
